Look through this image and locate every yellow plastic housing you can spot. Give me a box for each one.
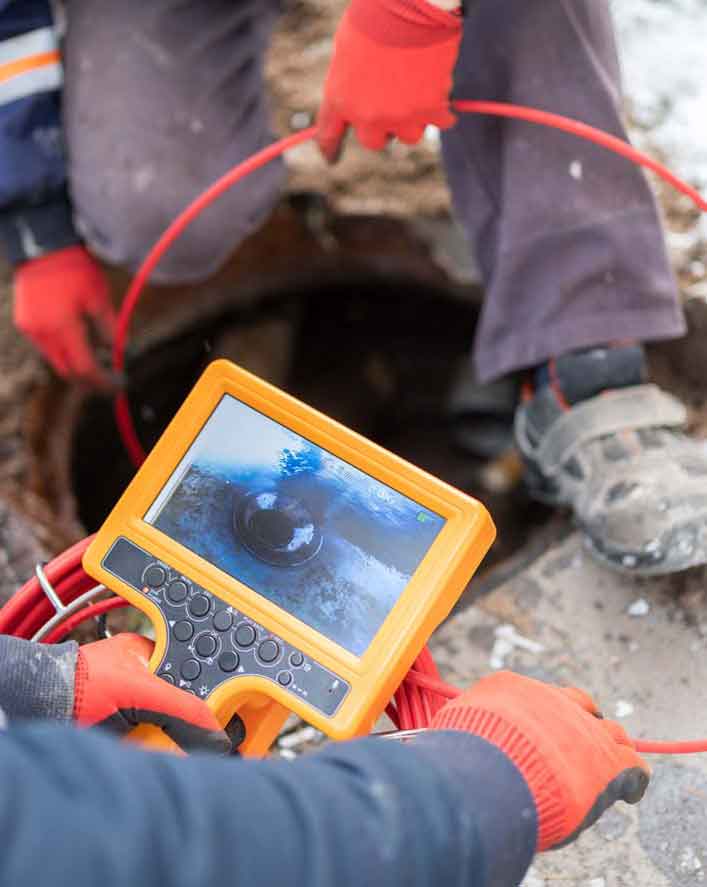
[84,360,495,755]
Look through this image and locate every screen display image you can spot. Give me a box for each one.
[144,396,446,656]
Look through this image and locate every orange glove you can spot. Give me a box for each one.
[74,634,230,754]
[317,0,463,162]
[431,672,650,851]
[13,245,117,386]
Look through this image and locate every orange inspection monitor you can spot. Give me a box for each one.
[84,360,495,756]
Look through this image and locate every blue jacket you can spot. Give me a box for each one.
[0,0,78,265]
[0,636,537,887]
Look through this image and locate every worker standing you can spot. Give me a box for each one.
[1,0,702,570]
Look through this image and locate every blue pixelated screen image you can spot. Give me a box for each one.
[144,395,445,656]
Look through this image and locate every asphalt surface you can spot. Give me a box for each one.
[430,529,707,887]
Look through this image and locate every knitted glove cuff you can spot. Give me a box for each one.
[348,0,462,48]
[432,704,566,850]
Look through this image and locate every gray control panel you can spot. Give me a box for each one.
[102,538,350,717]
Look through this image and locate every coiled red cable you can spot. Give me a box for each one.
[4,101,706,753]
[0,538,705,753]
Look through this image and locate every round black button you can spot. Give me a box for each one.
[173,620,194,642]
[158,671,175,684]
[166,580,188,604]
[188,594,211,618]
[234,623,256,647]
[218,651,239,673]
[289,651,304,668]
[144,565,166,588]
[213,610,233,632]
[277,671,293,687]
[195,634,218,658]
[181,659,201,681]
[258,639,280,664]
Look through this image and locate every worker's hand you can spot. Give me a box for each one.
[74,634,230,754]
[317,0,462,163]
[431,671,650,851]
[13,245,117,387]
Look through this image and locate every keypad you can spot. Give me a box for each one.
[144,565,166,588]
[166,580,189,604]
[258,640,280,663]
[188,594,211,618]
[213,610,233,632]
[173,620,193,642]
[181,659,201,681]
[218,651,239,673]
[234,623,257,648]
[195,634,218,658]
[101,538,351,717]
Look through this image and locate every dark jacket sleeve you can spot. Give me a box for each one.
[0,635,77,721]
[0,725,536,887]
[0,0,80,265]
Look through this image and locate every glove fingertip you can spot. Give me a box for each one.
[316,115,348,164]
[355,126,389,153]
[618,766,650,805]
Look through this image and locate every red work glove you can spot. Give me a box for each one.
[432,672,650,851]
[317,0,462,162]
[13,245,117,386]
[74,634,230,754]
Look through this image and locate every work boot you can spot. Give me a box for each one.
[515,345,707,575]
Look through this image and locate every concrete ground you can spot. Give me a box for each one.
[430,527,707,887]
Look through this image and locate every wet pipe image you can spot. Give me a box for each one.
[234,491,324,567]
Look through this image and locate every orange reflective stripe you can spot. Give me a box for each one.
[0,50,60,84]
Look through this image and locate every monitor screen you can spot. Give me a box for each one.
[144,395,445,656]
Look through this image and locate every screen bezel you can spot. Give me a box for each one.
[86,360,493,712]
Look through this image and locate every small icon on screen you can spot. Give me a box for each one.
[417,512,430,523]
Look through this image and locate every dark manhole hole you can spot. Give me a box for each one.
[70,271,550,592]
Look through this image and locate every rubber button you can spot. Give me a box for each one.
[195,634,218,658]
[173,620,194,642]
[289,651,304,668]
[219,651,239,673]
[258,639,280,664]
[213,610,233,632]
[158,672,175,685]
[235,623,256,647]
[277,671,293,687]
[188,594,210,618]
[166,580,189,604]
[181,659,201,681]
[144,565,166,588]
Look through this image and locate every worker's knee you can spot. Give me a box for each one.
[73,158,285,283]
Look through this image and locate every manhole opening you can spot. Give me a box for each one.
[70,268,550,584]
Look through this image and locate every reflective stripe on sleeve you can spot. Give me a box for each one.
[0,27,62,106]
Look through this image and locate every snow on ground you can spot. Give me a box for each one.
[613,0,707,247]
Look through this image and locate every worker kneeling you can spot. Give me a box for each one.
[0,632,647,887]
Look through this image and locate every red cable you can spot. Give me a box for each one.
[42,597,128,644]
[112,128,315,466]
[454,101,707,212]
[634,739,707,755]
[2,542,707,752]
[5,104,707,752]
[112,102,707,468]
